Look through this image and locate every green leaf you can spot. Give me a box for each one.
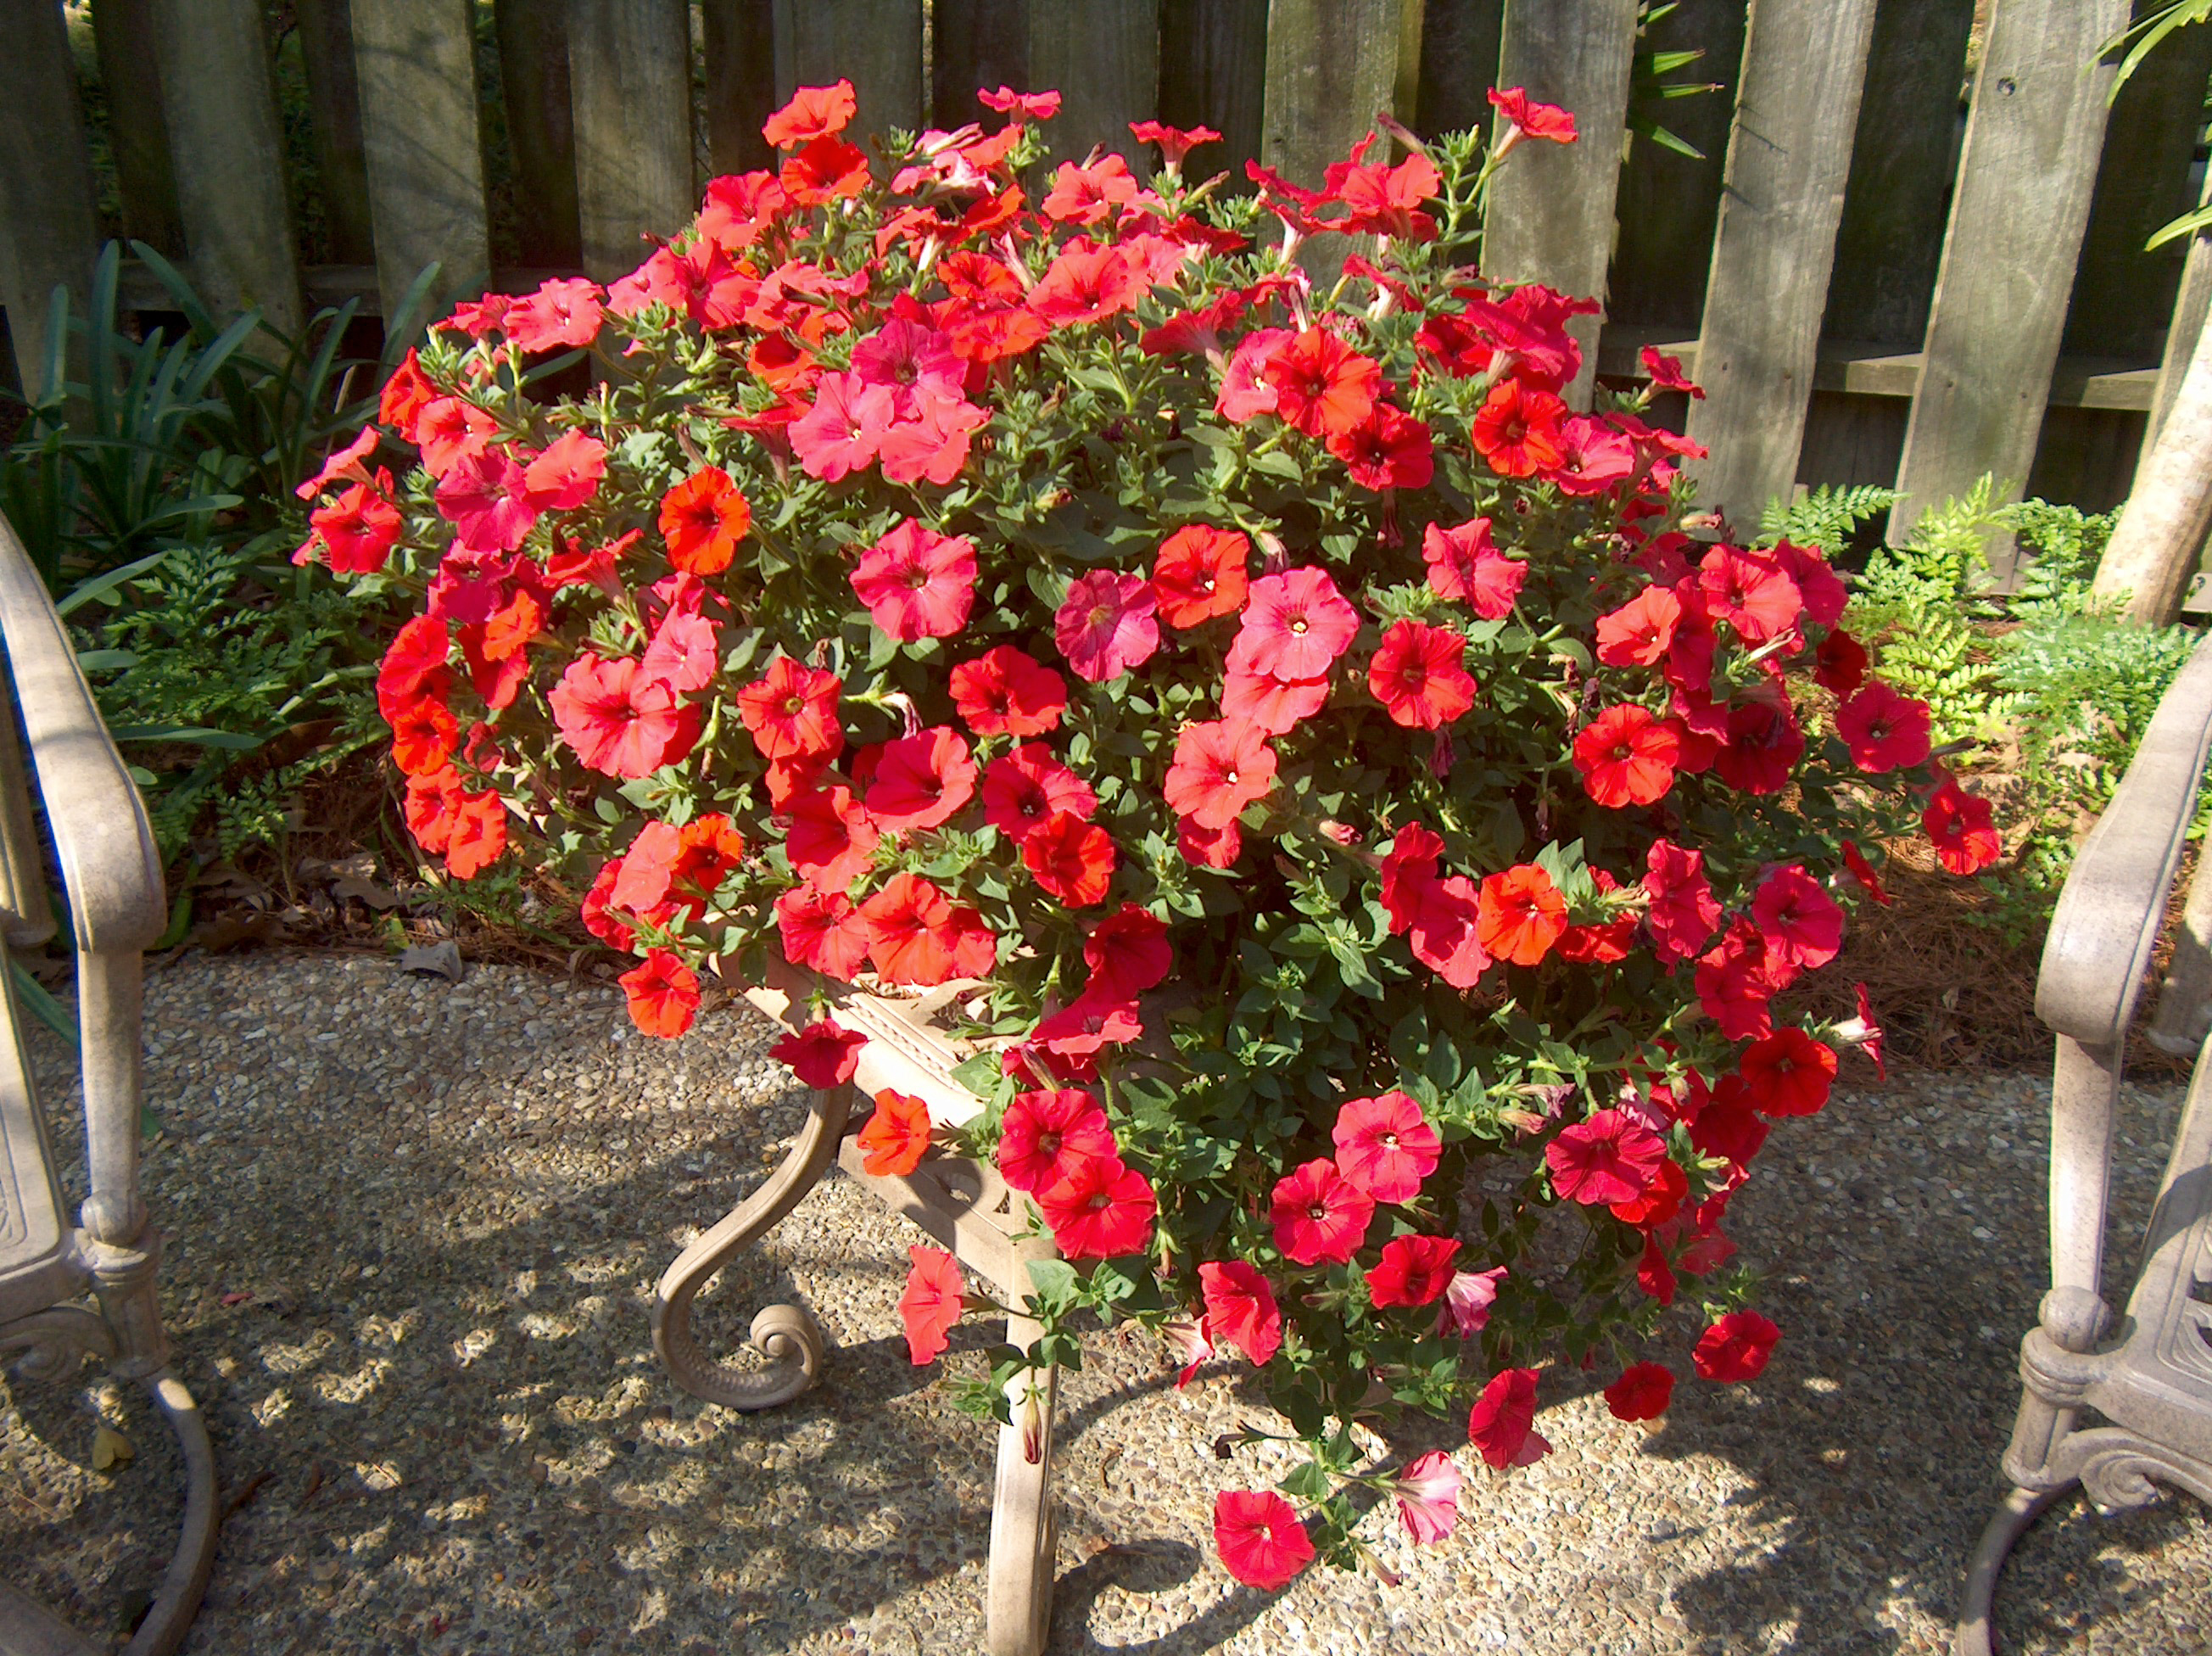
[1025,1258,1079,1305]
[8,959,77,1049]
[1278,1460,1332,1501]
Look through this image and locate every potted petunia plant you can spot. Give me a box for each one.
[300,77,1991,1592]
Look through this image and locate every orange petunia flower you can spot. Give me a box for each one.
[657,467,751,575]
[1262,327,1381,439]
[1475,864,1568,966]
[857,1088,933,1176]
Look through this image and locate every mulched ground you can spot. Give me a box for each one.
[3,949,2209,1654]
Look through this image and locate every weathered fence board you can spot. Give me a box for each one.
[1684,0,1878,525]
[293,0,375,266]
[701,0,777,176]
[495,0,584,268]
[773,0,924,139]
[1605,0,1746,336]
[932,0,1025,131]
[351,0,490,327]
[148,0,302,334]
[1414,0,1504,140]
[89,0,187,260]
[1030,3,1160,165]
[1260,0,1414,189]
[0,0,99,398]
[1159,0,1269,180]
[1482,0,1638,408]
[570,0,696,283]
[1888,0,2130,556]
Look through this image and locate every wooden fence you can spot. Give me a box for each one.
[1,0,2206,551]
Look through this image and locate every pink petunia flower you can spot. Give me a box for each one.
[1055,571,1160,682]
[1269,1157,1375,1266]
[1393,1451,1464,1545]
[1546,1108,1667,1206]
[790,370,895,481]
[852,518,978,641]
[1237,567,1360,680]
[1467,1366,1550,1469]
[1331,1091,1442,1203]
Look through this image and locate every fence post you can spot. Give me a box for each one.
[1030,2,1160,167]
[1887,0,2128,561]
[293,0,377,266]
[1261,0,1416,188]
[1684,0,1878,528]
[351,0,490,330]
[1481,0,1638,409]
[149,0,304,335]
[496,0,584,270]
[0,0,101,400]
[702,0,778,176]
[570,0,697,283]
[773,0,924,140]
[2147,168,2212,458]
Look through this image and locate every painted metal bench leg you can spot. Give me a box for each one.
[1953,1483,2070,1656]
[985,1306,1057,1656]
[651,1086,851,1411]
[120,1371,220,1656]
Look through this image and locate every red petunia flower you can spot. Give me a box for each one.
[1697,545,1801,644]
[1368,621,1477,730]
[1573,703,1680,808]
[949,646,1066,737]
[762,79,856,148]
[1546,1108,1666,1206]
[1467,1366,1550,1469]
[857,1088,934,1176]
[1083,904,1171,1000]
[1695,922,1782,1042]
[867,727,978,831]
[790,370,893,480]
[897,1244,964,1365]
[768,1017,869,1089]
[1844,982,1888,1079]
[780,135,872,205]
[1639,346,1702,398]
[1023,810,1117,907]
[736,657,843,763]
[1693,1309,1780,1383]
[1605,1362,1675,1422]
[1198,1260,1282,1366]
[1178,814,1242,869]
[1489,86,1578,144]
[550,654,702,779]
[1739,1028,1838,1117]
[1639,1237,1679,1306]
[1422,517,1528,618]
[1841,838,1891,906]
[1036,1155,1157,1258]
[784,784,879,892]
[1407,875,1492,989]
[1212,1490,1314,1591]
[1153,525,1251,628]
[977,85,1062,122]
[1810,625,1866,696]
[1472,378,1566,478]
[775,885,871,979]
[1263,326,1382,439]
[859,874,992,986]
[1924,771,2002,874]
[378,614,452,719]
[1366,1234,1461,1308]
[389,697,458,776]
[1055,570,1160,682]
[1835,681,1932,775]
[1239,566,1360,680]
[1332,1091,1442,1204]
[308,477,405,573]
[1164,719,1277,831]
[1751,864,1845,971]
[378,349,436,442]
[1609,1155,1687,1228]
[1327,402,1434,491]
[852,519,978,641]
[1595,585,1683,668]
[1716,687,1806,796]
[1476,864,1567,966]
[1042,154,1141,224]
[1129,119,1222,172]
[997,1088,1117,1194]
[1645,838,1722,965]
[1270,1157,1376,1266]
[655,467,751,575]
[1026,992,1142,1078]
[1027,243,1148,327]
[620,949,700,1038]
[440,786,507,881]
[983,742,1097,841]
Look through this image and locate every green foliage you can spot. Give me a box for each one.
[2,243,402,860]
[1757,483,1896,562]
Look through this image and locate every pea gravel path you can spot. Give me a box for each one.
[3,949,2209,1654]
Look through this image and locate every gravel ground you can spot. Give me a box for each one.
[3,948,2209,1655]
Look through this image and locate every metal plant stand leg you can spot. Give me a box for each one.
[651,1085,851,1411]
[1953,1484,2071,1656]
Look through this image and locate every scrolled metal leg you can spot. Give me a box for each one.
[652,1084,851,1411]
[121,1371,219,1656]
[985,1308,1058,1656]
[1953,1484,2070,1656]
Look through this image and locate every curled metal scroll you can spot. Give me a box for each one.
[0,1305,115,1383]
[651,1084,851,1412]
